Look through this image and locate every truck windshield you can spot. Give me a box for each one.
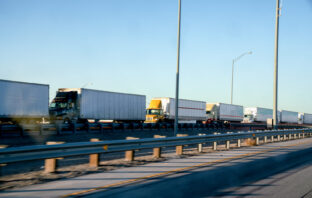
[50,102,68,109]
[147,109,161,115]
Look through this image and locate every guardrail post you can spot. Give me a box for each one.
[225,132,231,150]
[255,137,259,145]
[45,141,64,173]
[125,137,139,161]
[277,135,281,141]
[271,136,274,142]
[153,135,166,158]
[176,134,188,155]
[213,142,217,150]
[197,133,205,152]
[294,134,297,139]
[89,138,100,167]
[237,139,241,148]
[283,134,287,141]
[302,132,305,138]
[226,140,230,149]
[264,136,267,143]
[289,134,292,140]
[213,132,217,151]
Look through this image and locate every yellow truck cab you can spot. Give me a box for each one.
[145,99,165,123]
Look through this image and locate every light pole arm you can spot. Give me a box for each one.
[233,51,252,63]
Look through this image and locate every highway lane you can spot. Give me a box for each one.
[1,137,312,197]
[210,156,312,197]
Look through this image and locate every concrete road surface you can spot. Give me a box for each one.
[1,137,312,198]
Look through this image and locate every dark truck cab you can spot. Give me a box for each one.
[49,90,78,123]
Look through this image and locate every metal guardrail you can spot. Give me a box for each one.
[0,128,311,165]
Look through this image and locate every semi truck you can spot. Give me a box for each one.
[145,97,206,123]
[280,110,298,124]
[243,107,273,123]
[299,113,312,125]
[49,88,146,123]
[0,79,49,123]
[206,103,244,122]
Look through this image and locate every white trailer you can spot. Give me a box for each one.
[206,103,244,122]
[244,107,273,123]
[145,97,206,123]
[163,98,206,122]
[49,88,146,122]
[300,113,312,125]
[0,79,49,121]
[280,110,298,123]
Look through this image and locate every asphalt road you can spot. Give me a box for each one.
[2,137,312,198]
[210,160,312,198]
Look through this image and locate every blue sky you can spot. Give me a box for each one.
[0,0,311,113]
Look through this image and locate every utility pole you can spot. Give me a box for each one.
[273,0,281,128]
[174,0,182,136]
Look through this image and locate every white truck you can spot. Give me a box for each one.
[299,113,312,125]
[206,103,244,122]
[145,97,206,123]
[49,88,146,123]
[0,79,49,123]
[280,110,298,123]
[244,107,273,123]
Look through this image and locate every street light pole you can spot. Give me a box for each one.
[231,51,252,104]
[174,0,182,137]
[273,0,280,128]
